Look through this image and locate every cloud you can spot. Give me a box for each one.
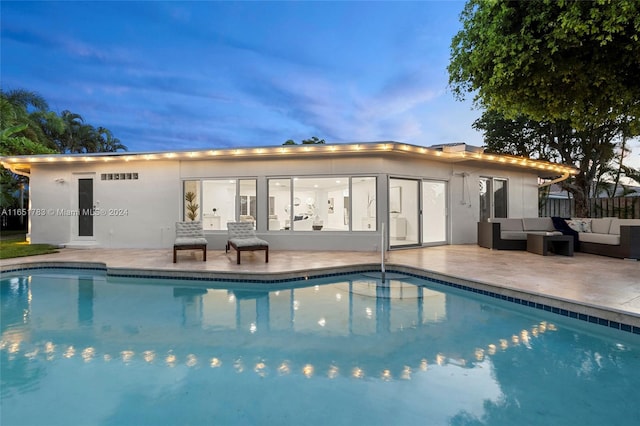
[2,24,132,67]
[1,26,58,49]
[231,61,446,144]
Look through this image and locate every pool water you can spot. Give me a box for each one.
[1,269,639,426]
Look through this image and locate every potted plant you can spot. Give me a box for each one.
[185,192,199,221]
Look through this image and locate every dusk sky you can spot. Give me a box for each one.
[2,1,639,168]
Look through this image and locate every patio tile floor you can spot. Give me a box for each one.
[2,244,639,327]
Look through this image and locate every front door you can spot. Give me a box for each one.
[78,178,94,237]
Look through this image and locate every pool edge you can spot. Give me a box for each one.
[2,260,639,333]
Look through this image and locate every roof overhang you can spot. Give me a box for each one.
[0,141,578,180]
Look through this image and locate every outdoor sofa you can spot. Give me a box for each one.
[565,217,640,259]
[477,217,640,260]
[477,217,562,251]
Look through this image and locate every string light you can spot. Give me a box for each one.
[0,142,577,178]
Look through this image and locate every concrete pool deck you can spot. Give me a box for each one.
[1,244,639,328]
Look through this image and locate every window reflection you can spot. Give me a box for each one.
[268,179,290,231]
[199,179,257,230]
[291,177,349,231]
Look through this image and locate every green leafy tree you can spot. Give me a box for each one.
[1,88,127,213]
[301,136,325,144]
[96,127,126,152]
[1,89,54,150]
[449,0,640,130]
[474,110,637,216]
[282,136,326,145]
[449,0,640,217]
[0,126,49,208]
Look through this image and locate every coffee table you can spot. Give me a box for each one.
[526,234,574,256]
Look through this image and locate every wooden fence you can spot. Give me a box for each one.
[540,197,640,219]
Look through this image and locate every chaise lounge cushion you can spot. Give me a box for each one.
[175,221,207,245]
[175,236,208,246]
[230,236,269,248]
[173,221,207,263]
[226,222,269,264]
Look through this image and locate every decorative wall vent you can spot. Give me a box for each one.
[101,173,139,180]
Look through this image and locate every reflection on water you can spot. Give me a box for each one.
[1,271,640,426]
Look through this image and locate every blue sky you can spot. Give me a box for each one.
[1,1,486,152]
[2,1,639,169]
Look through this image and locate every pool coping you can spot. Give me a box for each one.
[2,260,639,333]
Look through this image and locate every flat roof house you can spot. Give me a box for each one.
[1,141,575,251]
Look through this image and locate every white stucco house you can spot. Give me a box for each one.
[1,141,575,251]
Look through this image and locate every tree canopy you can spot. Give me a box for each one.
[449,0,640,217]
[474,110,637,216]
[0,88,127,156]
[1,88,127,210]
[283,136,326,145]
[449,0,640,131]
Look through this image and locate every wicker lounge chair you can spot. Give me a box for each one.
[173,221,207,263]
[226,222,269,264]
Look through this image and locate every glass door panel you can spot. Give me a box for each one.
[389,178,420,247]
[422,180,447,244]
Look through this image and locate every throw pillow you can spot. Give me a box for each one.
[566,218,592,233]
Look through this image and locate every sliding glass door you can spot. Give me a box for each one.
[389,178,420,247]
[389,177,448,248]
[422,180,447,245]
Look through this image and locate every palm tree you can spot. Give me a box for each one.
[59,110,85,153]
[96,127,127,152]
[0,89,51,149]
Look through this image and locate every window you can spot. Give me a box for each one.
[183,180,201,222]
[479,177,508,221]
[352,177,377,231]
[239,179,257,226]
[292,177,349,231]
[268,176,376,231]
[493,179,507,218]
[201,180,234,229]
[267,179,291,231]
[192,179,257,230]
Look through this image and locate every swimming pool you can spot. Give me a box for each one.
[1,268,639,426]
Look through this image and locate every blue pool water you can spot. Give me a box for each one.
[1,269,640,426]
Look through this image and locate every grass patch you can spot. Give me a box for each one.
[0,233,58,259]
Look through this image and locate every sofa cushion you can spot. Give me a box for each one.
[525,231,563,236]
[590,217,613,234]
[578,232,620,245]
[490,218,523,231]
[609,218,640,235]
[523,217,555,231]
[500,231,528,240]
[567,218,592,233]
